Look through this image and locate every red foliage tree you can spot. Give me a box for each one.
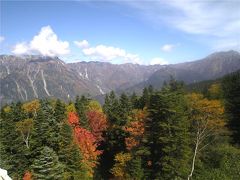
[68,111,102,175]
[86,110,108,143]
[74,127,102,162]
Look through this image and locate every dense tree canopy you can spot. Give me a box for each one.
[0,75,239,179]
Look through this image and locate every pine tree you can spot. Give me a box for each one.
[31,100,60,154]
[31,146,64,180]
[130,92,140,109]
[103,91,121,125]
[75,95,90,129]
[0,103,29,178]
[146,80,191,179]
[119,93,132,125]
[139,87,150,109]
[128,156,144,180]
[58,121,89,179]
[54,99,66,123]
[222,71,240,144]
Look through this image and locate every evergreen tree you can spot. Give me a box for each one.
[222,71,240,144]
[75,95,90,129]
[32,100,60,154]
[0,103,29,178]
[58,121,88,179]
[103,91,121,125]
[119,93,132,124]
[54,99,66,123]
[130,92,140,109]
[31,146,64,180]
[146,80,191,179]
[128,156,144,180]
[139,87,150,109]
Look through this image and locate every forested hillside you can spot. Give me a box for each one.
[0,71,240,179]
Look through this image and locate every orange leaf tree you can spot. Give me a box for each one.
[23,171,32,180]
[124,109,147,150]
[68,112,79,127]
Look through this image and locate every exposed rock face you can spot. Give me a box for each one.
[0,55,99,104]
[67,61,162,94]
[1,50,240,105]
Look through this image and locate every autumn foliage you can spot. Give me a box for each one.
[23,171,32,180]
[68,111,103,176]
[125,121,145,150]
[68,112,79,126]
[125,109,146,150]
[111,153,132,178]
[74,127,102,167]
[187,93,225,132]
[22,100,40,115]
[86,110,108,143]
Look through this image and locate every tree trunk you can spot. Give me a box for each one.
[188,134,199,180]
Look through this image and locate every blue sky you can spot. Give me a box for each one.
[1,0,239,64]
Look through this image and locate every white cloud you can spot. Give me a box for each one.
[125,0,240,37]
[12,42,29,55]
[164,1,240,37]
[79,44,141,64]
[74,40,89,48]
[161,44,175,52]
[30,26,70,56]
[122,0,240,50]
[0,36,5,43]
[150,57,168,65]
[12,26,70,56]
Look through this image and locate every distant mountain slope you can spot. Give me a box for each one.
[172,50,240,79]
[1,50,240,105]
[0,55,99,104]
[67,62,162,94]
[125,50,240,93]
[185,69,240,95]
[0,55,162,105]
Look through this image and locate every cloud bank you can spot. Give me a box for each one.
[75,40,141,64]
[12,26,70,56]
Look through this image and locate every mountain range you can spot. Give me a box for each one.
[1,50,240,105]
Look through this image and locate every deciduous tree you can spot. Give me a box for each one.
[187,93,225,180]
[86,110,108,143]
[16,118,34,149]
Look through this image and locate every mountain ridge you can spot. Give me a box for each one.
[1,50,240,105]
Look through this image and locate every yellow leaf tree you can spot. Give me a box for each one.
[187,93,225,180]
[111,152,132,179]
[22,100,40,117]
[16,118,34,149]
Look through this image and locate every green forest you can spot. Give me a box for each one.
[1,71,240,180]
